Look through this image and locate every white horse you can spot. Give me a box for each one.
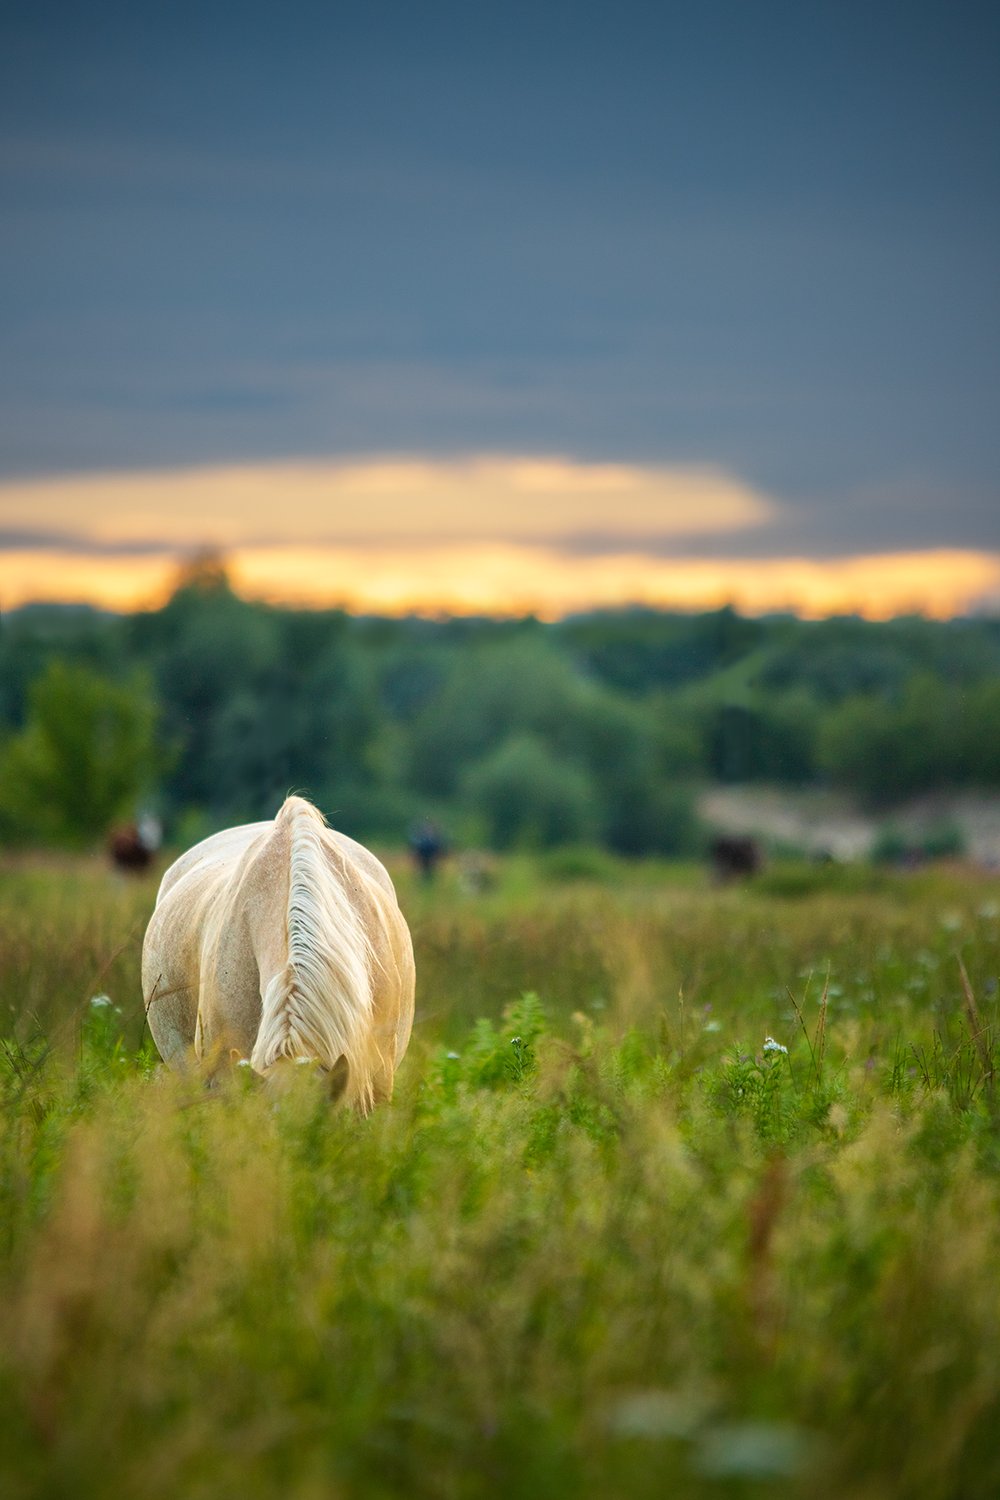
[142,795,415,1110]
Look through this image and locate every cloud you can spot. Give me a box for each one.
[0,455,777,553]
[2,454,996,621]
[0,526,173,557]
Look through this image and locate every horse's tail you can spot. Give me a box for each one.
[250,795,379,1110]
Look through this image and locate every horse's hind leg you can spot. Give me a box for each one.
[141,912,199,1069]
[318,1054,392,1110]
[326,1054,351,1103]
[142,960,198,1067]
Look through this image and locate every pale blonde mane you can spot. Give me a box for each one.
[250,796,379,1108]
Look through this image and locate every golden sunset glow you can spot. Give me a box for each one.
[2,540,998,621]
[2,457,997,621]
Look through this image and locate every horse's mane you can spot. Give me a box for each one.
[250,795,380,1109]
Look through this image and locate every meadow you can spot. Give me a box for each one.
[2,853,1000,1499]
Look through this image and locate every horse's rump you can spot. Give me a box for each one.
[142,795,415,1110]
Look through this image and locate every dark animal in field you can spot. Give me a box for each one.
[710,834,763,883]
[109,816,161,873]
[142,795,415,1111]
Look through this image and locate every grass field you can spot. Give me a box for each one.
[2,853,1000,1499]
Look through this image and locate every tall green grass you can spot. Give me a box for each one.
[2,855,1000,1498]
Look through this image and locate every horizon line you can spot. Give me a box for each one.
[3,542,999,624]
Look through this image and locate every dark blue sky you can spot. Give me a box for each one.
[2,0,998,557]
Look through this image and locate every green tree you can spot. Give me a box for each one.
[560,605,767,694]
[203,634,382,826]
[406,636,591,797]
[698,695,819,783]
[817,675,959,804]
[462,734,598,849]
[0,661,162,847]
[129,569,282,812]
[0,604,128,730]
[961,680,1000,786]
[564,690,701,854]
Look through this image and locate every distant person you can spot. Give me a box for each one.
[408,819,447,882]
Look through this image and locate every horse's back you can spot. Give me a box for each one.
[154,819,272,906]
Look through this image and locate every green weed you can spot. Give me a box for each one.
[1,855,1000,1498]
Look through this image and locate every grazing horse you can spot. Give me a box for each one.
[141,795,415,1110]
[709,834,763,884]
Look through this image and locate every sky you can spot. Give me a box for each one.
[1,0,998,617]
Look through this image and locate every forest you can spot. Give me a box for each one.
[2,557,999,853]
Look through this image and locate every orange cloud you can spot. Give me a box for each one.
[0,455,775,549]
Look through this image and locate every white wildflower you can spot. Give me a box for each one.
[89,995,113,1009]
[608,1388,710,1440]
[762,1036,788,1055]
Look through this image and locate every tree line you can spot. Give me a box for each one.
[1,561,999,851]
